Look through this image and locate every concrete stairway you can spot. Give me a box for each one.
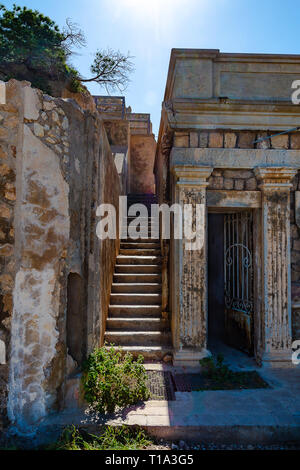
[105,194,172,361]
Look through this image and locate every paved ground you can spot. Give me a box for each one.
[37,344,300,445]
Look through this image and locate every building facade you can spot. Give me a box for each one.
[155,49,300,367]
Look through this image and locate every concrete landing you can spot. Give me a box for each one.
[39,363,300,445]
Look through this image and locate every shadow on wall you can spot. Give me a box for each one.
[67,273,84,366]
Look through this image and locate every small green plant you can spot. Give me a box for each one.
[49,425,153,450]
[82,345,150,414]
[200,353,249,388]
[200,354,238,383]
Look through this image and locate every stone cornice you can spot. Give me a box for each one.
[164,99,300,131]
[254,167,298,189]
[172,165,213,187]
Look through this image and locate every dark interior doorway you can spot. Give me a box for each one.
[208,213,225,344]
[208,212,254,356]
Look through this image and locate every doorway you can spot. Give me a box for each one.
[208,211,254,355]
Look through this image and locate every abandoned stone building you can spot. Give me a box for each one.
[0,48,300,434]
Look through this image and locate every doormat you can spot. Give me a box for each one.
[173,371,269,391]
[146,371,176,400]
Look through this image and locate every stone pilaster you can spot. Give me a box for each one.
[171,166,213,366]
[255,167,298,366]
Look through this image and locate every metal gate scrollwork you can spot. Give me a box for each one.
[224,212,253,315]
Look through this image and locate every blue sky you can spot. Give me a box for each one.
[3,0,300,136]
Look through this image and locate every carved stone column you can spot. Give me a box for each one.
[171,166,213,366]
[255,167,297,366]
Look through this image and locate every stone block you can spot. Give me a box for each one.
[0,204,11,219]
[290,133,300,150]
[189,132,198,148]
[210,176,223,189]
[0,163,11,177]
[224,178,234,189]
[199,132,208,148]
[209,131,223,148]
[224,132,237,148]
[238,132,255,148]
[245,177,257,190]
[234,179,244,190]
[33,122,44,138]
[223,170,253,179]
[174,133,189,147]
[256,132,270,149]
[24,86,40,120]
[271,134,289,149]
[293,239,300,251]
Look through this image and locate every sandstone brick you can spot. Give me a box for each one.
[212,169,222,177]
[189,132,198,148]
[174,133,189,147]
[199,132,208,148]
[245,177,257,190]
[0,274,13,291]
[209,132,223,148]
[234,179,244,190]
[0,163,11,177]
[224,132,237,148]
[2,293,12,314]
[4,183,16,201]
[0,128,9,140]
[223,170,253,179]
[0,204,11,219]
[256,132,270,149]
[224,178,234,189]
[238,132,255,148]
[290,133,300,150]
[210,176,223,189]
[271,134,289,149]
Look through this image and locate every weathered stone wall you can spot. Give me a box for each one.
[0,80,121,433]
[130,134,156,194]
[173,129,300,150]
[0,80,19,429]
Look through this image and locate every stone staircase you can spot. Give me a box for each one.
[105,194,172,361]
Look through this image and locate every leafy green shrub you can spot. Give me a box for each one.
[51,425,153,450]
[82,345,150,413]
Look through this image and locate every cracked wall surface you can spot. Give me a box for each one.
[0,80,120,433]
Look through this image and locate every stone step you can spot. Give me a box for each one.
[105,345,172,361]
[115,264,161,274]
[113,273,162,283]
[108,305,162,317]
[117,255,161,265]
[111,283,162,293]
[120,242,160,249]
[121,238,159,243]
[119,248,161,256]
[105,331,172,346]
[110,293,162,305]
[106,318,169,331]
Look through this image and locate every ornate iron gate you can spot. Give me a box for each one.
[224,212,254,352]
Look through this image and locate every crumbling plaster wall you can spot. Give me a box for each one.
[0,80,120,433]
